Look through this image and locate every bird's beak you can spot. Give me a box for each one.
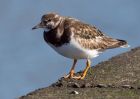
[32,22,43,30]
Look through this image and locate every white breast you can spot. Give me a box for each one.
[47,38,100,59]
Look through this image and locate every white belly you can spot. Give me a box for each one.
[48,39,100,59]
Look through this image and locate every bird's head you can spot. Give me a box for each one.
[32,13,62,31]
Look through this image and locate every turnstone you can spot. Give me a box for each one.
[32,12,129,79]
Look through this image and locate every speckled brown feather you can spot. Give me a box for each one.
[63,18,127,50]
[43,14,127,50]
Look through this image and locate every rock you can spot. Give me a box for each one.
[67,82,81,88]
[51,82,63,87]
[19,47,140,99]
[81,83,92,88]
[95,84,108,88]
[70,90,79,95]
[121,85,134,89]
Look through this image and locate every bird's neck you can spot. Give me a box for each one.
[56,18,65,37]
[45,18,65,37]
[43,18,65,42]
[43,17,71,47]
[44,28,51,32]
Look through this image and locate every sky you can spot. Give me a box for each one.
[0,0,140,99]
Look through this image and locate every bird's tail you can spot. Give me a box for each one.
[117,39,130,48]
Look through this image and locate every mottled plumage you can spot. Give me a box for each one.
[32,12,129,79]
[61,18,127,50]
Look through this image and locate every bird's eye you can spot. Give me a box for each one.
[44,20,48,24]
[47,19,51,22]
[43,19,51,24]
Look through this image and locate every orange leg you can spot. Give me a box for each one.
[80,59,91,79]
[71,59,91,79]
[64,59,91,79]
[64,59,77,78]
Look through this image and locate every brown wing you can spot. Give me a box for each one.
[64,19,127,50]
[74,35,127,50]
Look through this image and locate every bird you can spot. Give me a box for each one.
[32,12,129,79]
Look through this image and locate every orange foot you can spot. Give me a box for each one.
[64,70,87,80]
[64,70,75,79]
[64,59,91,80]
[64,75,86,80]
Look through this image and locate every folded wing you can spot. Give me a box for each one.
[65,20,128,51]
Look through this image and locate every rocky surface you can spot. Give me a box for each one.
[20,47,140,99]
